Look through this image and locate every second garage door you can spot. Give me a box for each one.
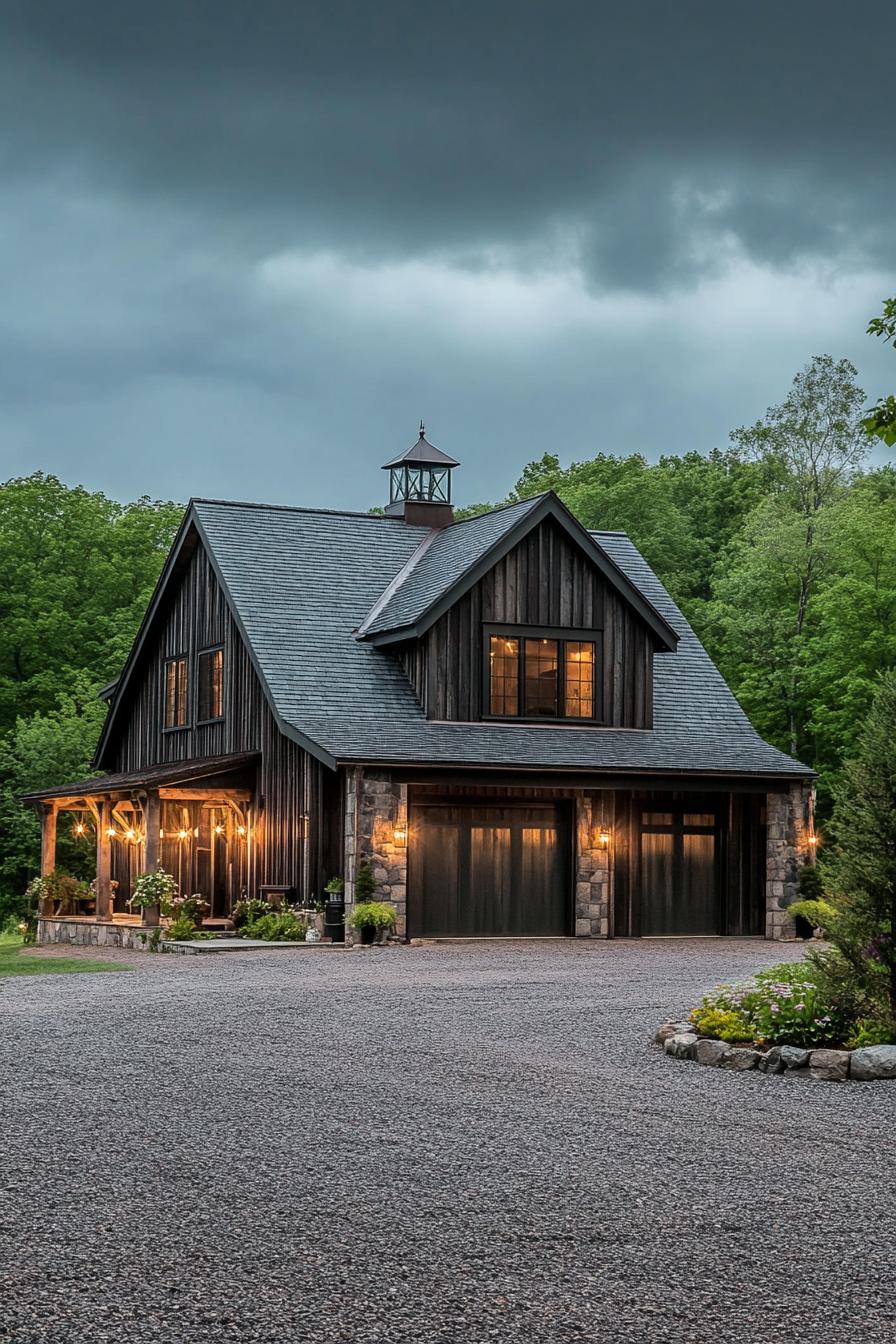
[409,801,571,938]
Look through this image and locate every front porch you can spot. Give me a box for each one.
[27,753,261,938]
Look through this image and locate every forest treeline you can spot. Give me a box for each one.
[1,353,894,920]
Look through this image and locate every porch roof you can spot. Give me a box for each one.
[22,752,260,805]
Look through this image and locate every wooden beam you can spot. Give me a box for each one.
[141,792,162,928]
[157,787,252,801]
[40,803,58,877]
[95,799,112,922]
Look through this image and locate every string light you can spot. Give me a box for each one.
[106,827,117,840]
[214,824,224,836]
[177,829,189,841]
[73,821,87,837]
[237,825,246,837]
[125,828,136,842]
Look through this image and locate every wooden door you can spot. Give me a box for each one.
[410,802,571,938]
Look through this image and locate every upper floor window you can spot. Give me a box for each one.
[164,656,188,729]
[487,628,599,721]
[197,647,224,723]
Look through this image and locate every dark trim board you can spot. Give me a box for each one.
[381,766,804,793]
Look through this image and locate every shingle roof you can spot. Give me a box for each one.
[191,496,811,779]
[358,495,545,636]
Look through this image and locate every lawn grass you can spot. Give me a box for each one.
[0,932,129,978]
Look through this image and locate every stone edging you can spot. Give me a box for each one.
[656,1021,896,1082]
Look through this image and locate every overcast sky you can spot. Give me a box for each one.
[1,1,894,511]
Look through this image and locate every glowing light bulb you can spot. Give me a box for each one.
[237,825,246,837]
[125,829,136,841]
[177,829,188,841]
[214,824,224,835]
[106,828,117,840]
[73,822,86,836]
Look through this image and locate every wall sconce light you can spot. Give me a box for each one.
[393,823,408,848]
[596,828,611,850]
[808,834,818,847]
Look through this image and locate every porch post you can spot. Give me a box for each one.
[142,792,161,928]
[95,798,113,922]
[38,803,58,916]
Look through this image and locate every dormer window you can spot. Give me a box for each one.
[486,627,600,722]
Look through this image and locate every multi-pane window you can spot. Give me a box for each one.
[487,631,598,721]
[164,656,188,729]
[198,648,224,722]
[524,638,559,717]
[489,636,520,716]
[564,641,594,718]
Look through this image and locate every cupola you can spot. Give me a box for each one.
[382,422,459,526]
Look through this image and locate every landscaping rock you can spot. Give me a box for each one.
[694,1038,730,1067]
[654,1021,693,1044]
[664,1032,698,1059]
[759,1045,784,1074]
[778,1045,811,1070]
[850,1045,896,1081]
[809,1048,850,1082]
[721,1047,760,1071]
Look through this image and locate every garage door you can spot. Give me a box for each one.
[410,802,571,938]
[639,805,721,935]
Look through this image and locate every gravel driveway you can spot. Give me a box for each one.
[1,939,894,1344]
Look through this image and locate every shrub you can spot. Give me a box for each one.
[787,898,838,933]
[349,901,396,933]
[242,910,308,942]
[354,859,377,902]
[690,1006,751,1042]
[846,1018,896,1049]
[166,913,201,941]
[233,895,272,928]
[324,876,344,895]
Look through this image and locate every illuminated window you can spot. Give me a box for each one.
[524,639,559,717]
[164,656,188,729]
[198,647,224,722]
[486,630,598,721]
[489,636,519,716]
[564,642,594,718]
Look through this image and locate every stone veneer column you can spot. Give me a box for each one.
[574,793,611,938]
[343,767,408,941]
[765,780,815,940]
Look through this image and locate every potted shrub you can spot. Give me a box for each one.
[324,877,345,897]
[349,900,397,945]
[130,869,178,924]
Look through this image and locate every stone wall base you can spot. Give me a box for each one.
[37,919,159,952]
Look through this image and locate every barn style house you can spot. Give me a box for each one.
[28,429,815,947]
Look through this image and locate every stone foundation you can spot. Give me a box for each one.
[766,781,815,940]
[37,918,160,952]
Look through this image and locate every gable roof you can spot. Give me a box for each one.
[171,496,810,780]
[357,491,679,650]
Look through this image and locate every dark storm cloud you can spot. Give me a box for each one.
[0,1,894,507]
[2,0,895,284]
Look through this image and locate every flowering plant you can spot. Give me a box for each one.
[130,869,178,911]
[165,893,209,923]
[691,961,855,1048]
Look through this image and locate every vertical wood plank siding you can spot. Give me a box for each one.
[109,538,338,899]
[399,517,654,727]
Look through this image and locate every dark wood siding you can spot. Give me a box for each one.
[399,516,654,727]
[107,538,341,900]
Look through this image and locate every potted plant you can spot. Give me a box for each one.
[349,900,397,945]
[324,877,344,897]
[130,869,178,924]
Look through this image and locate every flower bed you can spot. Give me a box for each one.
[658,957,896,1082]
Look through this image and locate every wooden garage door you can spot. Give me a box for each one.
[639,806,720,935]
[410,802,571,938]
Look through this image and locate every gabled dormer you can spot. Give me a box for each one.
[358,456,678,730]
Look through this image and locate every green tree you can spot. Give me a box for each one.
[863,297,896,446]
[707,355,868,761]
[821,671,896,1025]
[0,673,107,923]
[0,473,181,730]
